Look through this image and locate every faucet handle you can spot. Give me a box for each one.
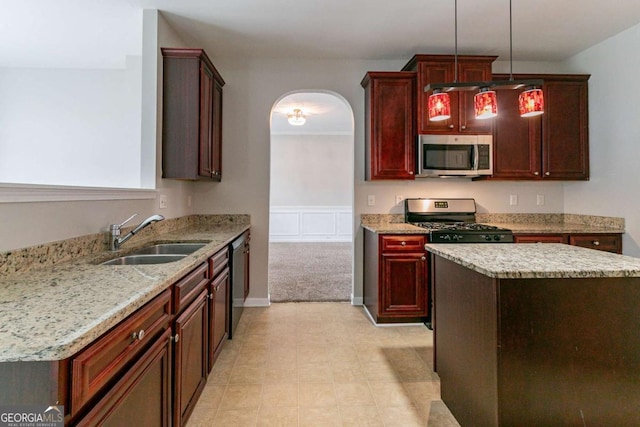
[118,214,138,228]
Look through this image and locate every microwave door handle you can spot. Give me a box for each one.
[472,147,479,170]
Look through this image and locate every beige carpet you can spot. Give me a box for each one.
[268,242,352,302]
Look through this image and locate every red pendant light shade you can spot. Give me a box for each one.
[519,88,544,117]
[474,89,498,120]
[428,91,451,121]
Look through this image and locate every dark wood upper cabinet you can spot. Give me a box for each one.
[492,74,590,180]
[402,55,497,135]
[361,72,416,180]
[161,48,225,181]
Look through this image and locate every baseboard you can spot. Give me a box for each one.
[244,297,270,307]
[351,295,363,305]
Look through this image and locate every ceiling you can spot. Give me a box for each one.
[4,1,640,132]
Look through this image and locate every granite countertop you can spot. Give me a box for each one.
[0,221,249,362]
[425,243,640,279]
[362,213,625,235]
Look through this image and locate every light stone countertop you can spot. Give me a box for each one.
[361,222,428,234]
[425,243,640,279]
[0,222,249,362]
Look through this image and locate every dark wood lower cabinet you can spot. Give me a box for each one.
[173,289,208,427]
[514,232,622,254]
[75,328,172,427]
[364,230,429,323]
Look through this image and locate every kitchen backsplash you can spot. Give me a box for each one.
[0,215,250,276]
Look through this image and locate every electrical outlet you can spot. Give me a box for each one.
[395,195,404,205]
[367,195,376,206]
[536,194,545,206]
[509,195,518,206]
[159,194,168,209]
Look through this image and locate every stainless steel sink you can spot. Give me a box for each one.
[101,254,188,266]
[128,243,208,256]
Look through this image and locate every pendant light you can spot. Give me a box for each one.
[287,108,306,126]
[474,88,498,119]
[519,87,544,117]
[424,0,544,119]
[427,0,458,122]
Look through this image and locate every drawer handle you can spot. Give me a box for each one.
[592,241,600,246]
[401,241,406,246]
[171,334,180,343]
[131,329,145,342]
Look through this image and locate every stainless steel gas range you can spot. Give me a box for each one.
[405,198,514,243]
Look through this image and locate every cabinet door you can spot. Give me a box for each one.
[492,86,542,179]
[244,233,251,299]
[514,234,567,244]
[362,72,416,180]
[211,79,223,181]
[457,60,494,134]
[380,252,428,317]
[569,234,622,254]
[198,63,214,179]
[208,268,230,370]
[174,290,208,427]
[542,77,589,180]
[416,60,457,134]
[75,329,172,427]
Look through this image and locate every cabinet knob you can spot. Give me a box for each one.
[409,171,414,175]
[545,172,550,176]
[171,334,180,343]
[421,256,426,261]
[592,241,600,246]
[534,171,540,176]
[461,125,466,130]
[448,124,454,129]
[131,329,145,341]
[401,241,406,246]
[209,293,214,300]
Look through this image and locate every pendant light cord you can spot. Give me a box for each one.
[454,0,458,82]
[509,0,513,80]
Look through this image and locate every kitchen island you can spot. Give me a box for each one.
[426,243,640,427]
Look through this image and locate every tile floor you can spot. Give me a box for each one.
[187,302,461,426]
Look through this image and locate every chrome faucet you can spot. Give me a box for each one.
[109,214,165,251]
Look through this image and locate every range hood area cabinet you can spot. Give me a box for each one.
[491,74,590,180]
[361,72,416,180]
[402,55,497,135]
[161,48,225,181]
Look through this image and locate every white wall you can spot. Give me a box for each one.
[0,60,142,188]
[270,134,352,206]
[0,11,194,252]
[562,22,640,256]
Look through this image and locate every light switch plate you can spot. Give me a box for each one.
[395,195,404,205]
[536,194,545,206]
[367,195,375,206]
[159,194,168,209]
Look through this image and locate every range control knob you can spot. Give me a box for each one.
[494,235,501,241]
[485,235,492,241]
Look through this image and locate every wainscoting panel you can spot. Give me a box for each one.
[270,206,352,242]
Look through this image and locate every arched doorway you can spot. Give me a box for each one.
[268,91,355,302]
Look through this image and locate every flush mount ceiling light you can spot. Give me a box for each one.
[425,0,544,120]
[287,108,306,126]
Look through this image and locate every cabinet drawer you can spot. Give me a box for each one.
[381,235,426,252]
[71,289,172,415]
[569,234,622,254]
[173,262,209,313]
[514,234,567,244]
[209,247,229,279]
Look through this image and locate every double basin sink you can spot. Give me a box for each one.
[100,242,208,266]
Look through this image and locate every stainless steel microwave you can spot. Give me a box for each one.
[416,134,493,178]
